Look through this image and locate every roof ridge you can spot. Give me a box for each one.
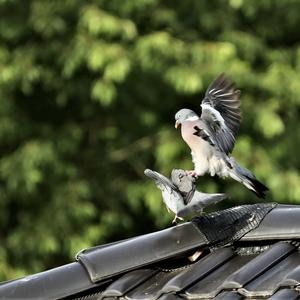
[192,203,277,249]
[77,203,276,283]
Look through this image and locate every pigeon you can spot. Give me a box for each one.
[174,74,269,198]
[144,168,226,223]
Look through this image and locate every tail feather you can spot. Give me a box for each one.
[192,191,227,208]
[229,161,269,198]
[243,175,269,198]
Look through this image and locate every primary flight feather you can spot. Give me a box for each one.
[174,74,269,198]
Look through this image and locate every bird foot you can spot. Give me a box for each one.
[172,215,184,224]
[186,170,198,177]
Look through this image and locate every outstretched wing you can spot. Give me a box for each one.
[144,169,183,214]
[144,169,178,192]
[177,191,227,218]
[199,74,241,154]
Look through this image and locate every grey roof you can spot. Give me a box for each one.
[0,203,300,299]
[96,242,300,299]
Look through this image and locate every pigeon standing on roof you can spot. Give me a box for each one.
[174,74,269,198]
[144,168,226,223]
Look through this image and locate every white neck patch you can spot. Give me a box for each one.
[186,116,199,122]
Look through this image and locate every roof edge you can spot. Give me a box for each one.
[77,222,208,283]
[241,204,300,241]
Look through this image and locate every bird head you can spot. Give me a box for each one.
[174,109,199,129]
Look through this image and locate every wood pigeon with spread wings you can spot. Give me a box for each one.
[175,74,269,198]
[144,168,226,223]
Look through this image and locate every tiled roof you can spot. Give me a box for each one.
[1,204,300,299]
[92,242,300,300]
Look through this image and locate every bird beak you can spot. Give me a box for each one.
[175,120,181,129]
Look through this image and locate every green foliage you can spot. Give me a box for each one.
[0,0,299,280]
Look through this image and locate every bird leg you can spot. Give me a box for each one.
[172,215,184,224]
[186,170,198,177]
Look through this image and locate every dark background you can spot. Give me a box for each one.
[0,0,299,280]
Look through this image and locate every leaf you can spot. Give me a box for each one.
[91,80,117,106]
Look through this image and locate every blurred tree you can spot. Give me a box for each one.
[0,0,299,280]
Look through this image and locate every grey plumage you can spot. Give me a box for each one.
[144,168,226,222]
[175,74,269,198]
[170,169,195,204]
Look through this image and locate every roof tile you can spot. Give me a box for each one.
[185,254,255,299]
[162,248,235,295]
[125,268,183,300]
[238,251,300,298]
[100,269,159,299]
[221,242,295,289]
[214,291,243,299]
[280,264,300,287]
[158,295,183,300]
[77,223,207,283]
[268,288,299,300]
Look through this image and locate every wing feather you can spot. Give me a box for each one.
[200,74,241,154]
[144,169,178,191]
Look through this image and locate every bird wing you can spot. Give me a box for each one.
[144,169,183,214]
[199,74,241,154]
[177,191,227,218]
[144,169,178,191]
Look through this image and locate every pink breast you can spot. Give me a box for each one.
[181,121,199,148]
